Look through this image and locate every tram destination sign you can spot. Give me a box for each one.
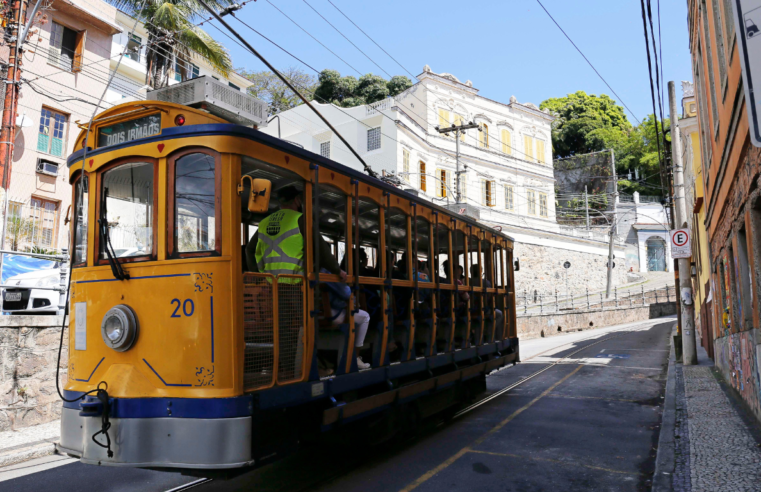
[98,114,161,148]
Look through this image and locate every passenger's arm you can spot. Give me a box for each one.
[245,230,260,273]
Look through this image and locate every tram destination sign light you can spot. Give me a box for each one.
[733,0,761,146]
[670,229,691,259]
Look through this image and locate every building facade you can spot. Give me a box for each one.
[688,0,761,420]
[0,1,251,256]
[264,66,628,293]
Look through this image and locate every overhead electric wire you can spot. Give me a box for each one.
[639,0,667,196]
[533,0,641,125]
[646,0,667,152]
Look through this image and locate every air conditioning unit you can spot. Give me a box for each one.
[36,158,59,176]
[147,75,268,128]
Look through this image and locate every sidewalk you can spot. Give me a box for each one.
[0,420,60,469]
[654,325,761,492]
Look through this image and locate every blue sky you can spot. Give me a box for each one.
[220,0,692,126]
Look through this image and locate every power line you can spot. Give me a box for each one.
[533,0,642,126]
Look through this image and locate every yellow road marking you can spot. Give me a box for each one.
[468,449,636,476]
[398,364,583,492]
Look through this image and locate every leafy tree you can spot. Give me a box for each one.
[239,67,316,114]
[540,91,631,158]
[313,69,413,107]
[108,0,233,88]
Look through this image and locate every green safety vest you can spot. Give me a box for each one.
[255,209,304,281]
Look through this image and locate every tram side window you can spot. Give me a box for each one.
[99,162,154,260]
[174,152,218,254]
[357,198,382,277]
[72,174,88,266]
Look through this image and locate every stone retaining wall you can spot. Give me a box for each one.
[0,316,67,432]
[514,242,628,295]
[517,302,677,340]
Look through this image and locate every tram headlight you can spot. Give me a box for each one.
[101,305,139,352]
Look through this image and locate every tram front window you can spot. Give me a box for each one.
[99,162,154,259]
[73,174,88,265]
[175,152,216,253]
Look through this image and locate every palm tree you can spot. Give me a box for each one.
[108,0,234,88]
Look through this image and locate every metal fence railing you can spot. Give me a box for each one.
[517,284,674,315]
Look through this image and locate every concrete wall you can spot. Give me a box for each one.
[517,302,677,340]
[0,316,67,431]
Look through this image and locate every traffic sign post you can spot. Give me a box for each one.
[670,228,691,259]
[733,1,761,146]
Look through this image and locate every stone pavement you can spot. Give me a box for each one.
[669,335,761,492]
[0,420,59,469]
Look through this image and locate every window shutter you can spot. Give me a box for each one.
[489,181,496,206]
[454,114,465,140]
[481,180,487,206]
[524,136,534,159]
[420,161,426,192]
[73,30,86,73]
[435,169,442,197]
[537,140,545,163]
[438,109,450,134]
[48,22,63,66]
[502,130,511,154]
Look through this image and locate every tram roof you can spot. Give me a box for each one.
[67,122,514,243]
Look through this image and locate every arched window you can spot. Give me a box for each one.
[479,123,489,148]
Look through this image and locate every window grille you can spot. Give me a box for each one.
[367,127,381,151]
[320,141,331,159]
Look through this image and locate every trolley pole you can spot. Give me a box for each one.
[437,121,479,203]
[669,81,697,365]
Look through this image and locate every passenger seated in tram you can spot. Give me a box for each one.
[470,263,504,328]
[442,260,470,307]
[320,269,371,370]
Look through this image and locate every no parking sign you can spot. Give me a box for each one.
[670,229,691,259]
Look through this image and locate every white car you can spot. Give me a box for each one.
[3,266,65,314]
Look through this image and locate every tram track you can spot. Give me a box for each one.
[172,319,668,492]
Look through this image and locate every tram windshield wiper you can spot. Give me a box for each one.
[98,187,129,280]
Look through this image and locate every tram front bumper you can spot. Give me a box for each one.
[59,407,254,469]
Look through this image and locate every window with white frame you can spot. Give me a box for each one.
[125,33,141,62]
[320,141,331,159]
[504,185,514,210]
[437,169,448,198]
[482,179,496,207]
[527,190,537,215]
[403,149,410,181]
[38,108,67,157]
[367,127,381,151]
[539,192,548,217]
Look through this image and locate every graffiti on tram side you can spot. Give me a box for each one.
[194,273,214,293]
[715,331,761,417]
[195,366,215,387]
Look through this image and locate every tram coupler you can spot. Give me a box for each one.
[79,395,114,418]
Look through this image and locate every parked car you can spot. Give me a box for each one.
[3,265,64,314]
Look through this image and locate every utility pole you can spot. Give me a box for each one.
[669,81,697,365]
[584,185,590,230]
[437,121,479,203]
[605,149,618,298]
[0,0,29,282]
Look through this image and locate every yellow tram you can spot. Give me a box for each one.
[59,77,519,469]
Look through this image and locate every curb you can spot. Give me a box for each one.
[0,441,58,469]
[651,322,677,492]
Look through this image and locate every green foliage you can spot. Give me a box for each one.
[542,90,669,196]
[6,216,32,251]
[313,69,413,107]
[540,91,631,158]
[107,0,233,88]
[238,67,316,114]
[26,245,58,255]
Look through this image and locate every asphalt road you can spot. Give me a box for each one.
[2,317,673,492]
